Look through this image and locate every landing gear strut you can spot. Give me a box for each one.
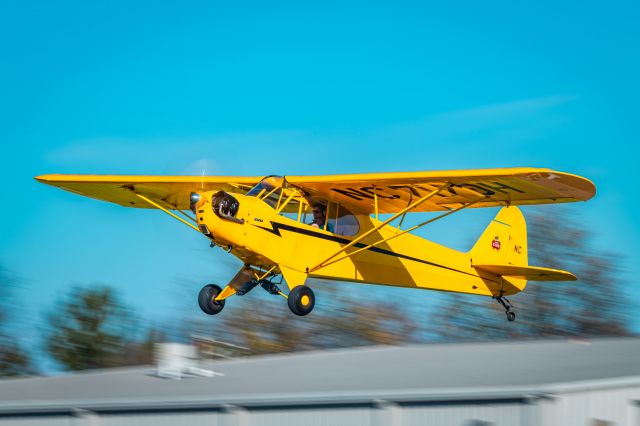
[236,278,285,297]
[495,295,516,322]
[236,280,259,296]
[260,280,283,295]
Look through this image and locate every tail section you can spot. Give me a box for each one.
[470,206,529,293]
[471,207,576,293]
[470,206,528,267]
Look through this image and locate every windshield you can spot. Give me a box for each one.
[246,181,274,197]
[246,176,288,209]
[246,176,284,197]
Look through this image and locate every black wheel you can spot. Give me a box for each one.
[287,286,315,316]
[198,284,225,315]
[506,311,516,322]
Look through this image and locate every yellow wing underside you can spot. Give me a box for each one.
[35,175,259,209]
[36,167,595,212]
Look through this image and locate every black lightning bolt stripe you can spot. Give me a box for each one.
[252,222,490,280]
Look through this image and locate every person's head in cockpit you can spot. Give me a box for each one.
[311,203,332,232]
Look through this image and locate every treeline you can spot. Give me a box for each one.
[0,209,634,376]
[0,267,31,376]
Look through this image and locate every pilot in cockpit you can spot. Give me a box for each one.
[310,203,333,232]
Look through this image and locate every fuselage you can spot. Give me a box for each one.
[195,191,516,296]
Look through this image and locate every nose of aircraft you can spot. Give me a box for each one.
[194,191,247,250]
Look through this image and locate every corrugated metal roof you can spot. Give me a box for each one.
[0,338,639,413]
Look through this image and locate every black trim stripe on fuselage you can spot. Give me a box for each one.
[252,221,492,281]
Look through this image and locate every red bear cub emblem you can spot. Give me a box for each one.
[492,236,501,251]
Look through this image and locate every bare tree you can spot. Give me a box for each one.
[0,265,32,377]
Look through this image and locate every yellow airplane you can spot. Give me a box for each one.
[36,167,595,321]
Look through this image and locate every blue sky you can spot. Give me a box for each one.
[1,0,639,367]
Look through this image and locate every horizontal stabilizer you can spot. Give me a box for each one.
[474,264,577,281]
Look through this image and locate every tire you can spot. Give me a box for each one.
[506,311,516,322]
[198,284,225,315]
[287,286,315,316]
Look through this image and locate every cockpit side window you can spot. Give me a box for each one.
[277,191,312,221]
[300,199,360,236]
[248,177,360,237]
[261,186,283,208]
[331,204,360,236]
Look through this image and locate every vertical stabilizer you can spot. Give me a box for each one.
[470,206,528,267]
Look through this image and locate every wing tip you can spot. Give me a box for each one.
[550,170,597,202]
[573,176,597,202]
[34,174,54,183]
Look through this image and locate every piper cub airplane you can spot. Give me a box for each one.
[37,167,595,321]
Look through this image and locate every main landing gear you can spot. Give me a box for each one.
[287,286,315,316]
[198,284,225,315]
[495,295,516,322]
[197,278,316,317]
[261,279,315,316]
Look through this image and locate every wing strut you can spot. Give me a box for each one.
[309,184,449,273]
[131,192,201,233]
[309,196,487,273]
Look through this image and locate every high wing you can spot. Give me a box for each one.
[286,167,595,213]
[35,174,261,209]
[36,167,595,213]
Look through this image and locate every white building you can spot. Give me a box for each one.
[0,338,639,425]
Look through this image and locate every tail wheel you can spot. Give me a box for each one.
[198,284,225,315]
[287,286,315,316]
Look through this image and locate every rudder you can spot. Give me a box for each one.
[470,206,528,267]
